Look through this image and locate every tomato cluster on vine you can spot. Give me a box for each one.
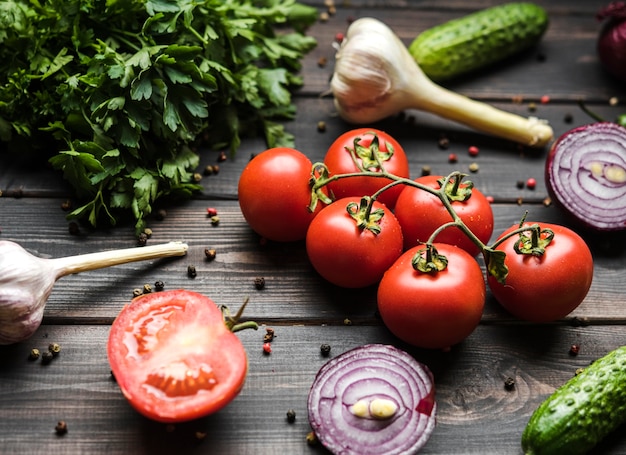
[238,129,594,350]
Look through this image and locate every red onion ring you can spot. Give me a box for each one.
[307,344,436,455]
[546,122,626,231]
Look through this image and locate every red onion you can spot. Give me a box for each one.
[597,2,626,82]
[545,122,626,231]
[307,344,436,455]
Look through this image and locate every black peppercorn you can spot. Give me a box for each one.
[504,377,515,391]
[187,265,197,278]
[286,409,296,423]
[154,280,165,292]
[320,343,331,357]
[55,421,68,435]
[254,277,265,290]
[41,351,54,365]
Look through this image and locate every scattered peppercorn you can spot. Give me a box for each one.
[516,180,525,189]
[204,165,215,175]
[137,232,148,246]
[542,197,552,207]
[468,162,479,173]
[306,431,318,446]
[320,343,331,357]
[335,32,344,44]
[205,248,217,261]
[218,151,227,162]
[212,164,220,175]
[609,96,619,106]
[317,121,327,132]
[317,56,328,67]
[60,200,72,211]
[421,165,432,176]
[206,207,218,217]
[254,277,266,290]
[195,431,207,441]
[448,153,457,163]
[512,94,524,104]
[68,222,80,236]
[486,195,494,203]
[263,342,272,354]
[132,288,143,298]
[143,283,153,294]
[41,351,54,365]
[154,280,165,291]
[540,95,550,104]
[569,344,580,356]
[468,145,479,157]
[504,377,515,391]
[528,102,537,112]
[193,173,203,183]
[55,421,68,435]
[438,136,450,149]
[319,11,329,22]
[48,343,61,356]
[187,265,197,278]
[264,327,275,343]
[210,215,220,226]
[564,113,573,123]
[286,409,297,423]
[343,318,352,326]
[29,348,40,360]
[575,367,585,376]
[143,228,153,238]
[526,177,537,189]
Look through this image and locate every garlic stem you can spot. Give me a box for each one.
[50,242,188,278]
[331,17,554,147]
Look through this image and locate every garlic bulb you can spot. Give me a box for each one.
[0,240,188,344]
[331,17,554,147]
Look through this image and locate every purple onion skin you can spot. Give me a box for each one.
[597,2,626,82]
[545,122,626,232]
[307,344,436,455]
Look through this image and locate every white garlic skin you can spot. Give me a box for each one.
[0,241,56,344]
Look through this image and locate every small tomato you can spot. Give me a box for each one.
[323,129,409,209]
[238,147,322,242]
[394,175,494,256]
[377,243,485,349]
[306,197,403,288]
[487,222,593,322]
[107,290,248,423]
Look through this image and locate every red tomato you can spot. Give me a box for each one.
[238,147,322,242]
[306,197,404,288]
[107,290,247,423]
[377,243,485,349]
[323,128,409,209]
[487,222,593,322]
[394,175,494,256]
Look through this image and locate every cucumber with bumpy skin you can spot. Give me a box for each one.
[521,346,626,455]
[409,2,549,81]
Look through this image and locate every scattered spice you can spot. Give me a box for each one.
[263,342,272,354]
[306,431,318,446]
[468,162,479,173]
[211,164,220,175]
[68,222,80,236]
[203,165,215,175]
[155,209,167,221]
[504,377,515,391]
[187,265,197,278]
[48,343,61,356]
[132,288,143,298]
[286,409,297,423]
[569,344,580,356]
[343,318,352,326]
[448,153,457,163]
[217,151,228,162]
[195,431,207,441]
[421,165,432,176]
[317,56,328,67]
[206,207,218,217]
[516,180,525,189]
[317,120,327,132]
[468,145,479,157]
[29,348,40,360]
[609,96,619,106]
[320,343,331,357]
[438,136,450,149]
[41,350,54,365]
[142,283,153,294]
[264,327,275,343]
[512,94,524,104]
[319,11,329,22]
[486,195,494,203]
[204,248,217,261]
[210,215,220,226]
[143,228,153,238]
[526,177,537,189]
[564,113,574,123]
[335,32,344,44]
[192,172,203,183]
[528,102,537,112]
[55,421,68,435]
[254,277,266,290]
[575,367,585,376]
[542,197,552,207]
[60,200,72,211]
[137,232,148,246]
[540,95,550,104]
[154,280,165,292]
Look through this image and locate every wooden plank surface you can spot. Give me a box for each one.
[1,1,626,454]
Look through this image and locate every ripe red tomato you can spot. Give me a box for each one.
[323,128,409,209]
[377,243,485,349]
[107,290,248,423]
[238,147,322,242]
[487,222,593,322]
[306,197,404,288]
[394,175,494,256]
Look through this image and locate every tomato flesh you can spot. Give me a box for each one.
[108,290,247,423]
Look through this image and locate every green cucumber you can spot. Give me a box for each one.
[409,2,549,81]
[521,346,626,455]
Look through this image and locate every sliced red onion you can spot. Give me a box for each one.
[307,344,436,455]
[597,2,626,82]
[546,122,626,231]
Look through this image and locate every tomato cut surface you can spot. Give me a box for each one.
[107,290,248,423]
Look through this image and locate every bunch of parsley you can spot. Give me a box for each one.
[0,0,317,233]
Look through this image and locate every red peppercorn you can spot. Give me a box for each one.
[448,153,458,163]
[526,178,537,190]
[263,342,272,354]
[335,32,344,43]
[486,195,494,203]
[540,95,550,104]
[468,145,479,157]
[206,207,218,217]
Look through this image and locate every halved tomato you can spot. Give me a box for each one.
[107,290,248,423]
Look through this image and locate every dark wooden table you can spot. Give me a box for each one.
[1,1,625,454]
